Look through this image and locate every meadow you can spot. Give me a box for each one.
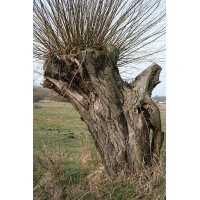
[33,101,166,199]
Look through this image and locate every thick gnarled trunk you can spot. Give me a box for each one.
[43,45,164,177]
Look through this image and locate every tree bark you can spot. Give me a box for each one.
[42,45,164,177]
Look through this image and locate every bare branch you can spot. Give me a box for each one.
[33,0,165,68]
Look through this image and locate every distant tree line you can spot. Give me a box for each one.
[34,86,166,104]
[33,85,67,102]
[152,95,166,103]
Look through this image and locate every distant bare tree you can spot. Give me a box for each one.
[152,95,166,103]
[33,85,50,102]
[33,85,67,102]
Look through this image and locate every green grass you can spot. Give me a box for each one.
[33,102,94,152]
[34,102,166,154]
[33,102,100,190]
[33,101,166,199]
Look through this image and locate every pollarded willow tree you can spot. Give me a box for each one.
[34,0,165,177]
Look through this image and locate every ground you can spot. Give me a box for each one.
[33,101,166,199]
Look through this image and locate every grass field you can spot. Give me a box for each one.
[33,101,166,199]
